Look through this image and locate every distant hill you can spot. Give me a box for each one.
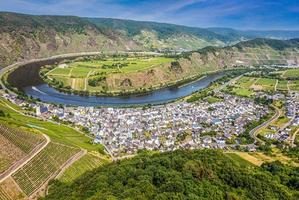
[207,28,299,40]
[1,12,299,66]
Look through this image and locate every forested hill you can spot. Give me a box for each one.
[43,150,299,200]
[1,12,299,67]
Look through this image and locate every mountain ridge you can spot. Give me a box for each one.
[1,12,299,67]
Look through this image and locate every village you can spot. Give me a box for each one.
[2,92,274,157]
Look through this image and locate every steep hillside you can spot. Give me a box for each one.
[1,12,299,68]
[182,38,299,68]
[103,38,299,93]
[43,150,299,200]
[88,18,231,50]
[0,12,142,67]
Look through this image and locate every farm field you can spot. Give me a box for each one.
[229,151,299,167]
[282,68,299,79]
[0,123,45,174]
[59,154,109,183]
[254,78,277,91]
[0,177,25,200]
[45,56,174,92]
[276,80,288,91]
[227,75,299,97]
[12,142,80,196]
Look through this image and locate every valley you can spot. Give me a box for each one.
[0,8,299,200]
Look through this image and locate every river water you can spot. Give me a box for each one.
[24,73,225,106]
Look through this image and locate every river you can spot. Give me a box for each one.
[23,72,225,107]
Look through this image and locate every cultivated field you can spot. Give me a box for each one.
[282,68,299,79]
[45,56,174,92]
[12,142,80,196]
[228,151,299,167]
[0,123,45,174]
[226,72,299,97]
[59,154,109,183]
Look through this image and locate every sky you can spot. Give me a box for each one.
[0,0,298,30]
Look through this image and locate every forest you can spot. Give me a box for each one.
[43,149,299,200]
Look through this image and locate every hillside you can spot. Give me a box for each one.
[87,18,231,50]
[103,38,299,93]
[43,150,299,200]
[1,12,299,68]
[0,12,141,67]
[6,38,299,95]
[0,122,45,175]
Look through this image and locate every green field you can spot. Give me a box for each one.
[282,68,299,79]
[232,88,254,97]
[12,142,80,196]
[255,78,277,90]
[45,56,174,93]
[276,80,288,91]
[0,98,103,152]
[229,75,299,94]
[205,96,223,103]
[59,154,109,183]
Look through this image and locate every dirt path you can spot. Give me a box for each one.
[84,70,93,91]
[0,134,50,183]
[68,68,73,77]
[71,78,76,89]
[291,128,299,147]
[287,80,291,93]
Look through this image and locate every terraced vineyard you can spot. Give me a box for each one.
[0,123,45,174]
[12,142,80,196]
[59,154,109,183]
[0,187,12,200]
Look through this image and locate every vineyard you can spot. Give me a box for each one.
[0,123,44,154]
[59,154,109,183]
[0,187,12,200]
[12,142,80,196]
[0,123,45,174]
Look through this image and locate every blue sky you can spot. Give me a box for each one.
[0,0,298,30]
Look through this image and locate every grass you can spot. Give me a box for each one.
[276,80,288,91]
[232,88,254,97]
[48,67,71,76]
[59,154,109,183]
[236,76,257,88]
[225,153,255,167]
[0,98,103,152]
[228,152,264,166]
[255,78,276,90]
[282,68,299,79]
[289,80,299,91]
[205,96,223,103]
[12,142,80,196]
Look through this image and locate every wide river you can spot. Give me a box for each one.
[23,73,225,107]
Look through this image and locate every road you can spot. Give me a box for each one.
[249,105,280,145]
[290,128,299,147]
[0,134,50,183]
